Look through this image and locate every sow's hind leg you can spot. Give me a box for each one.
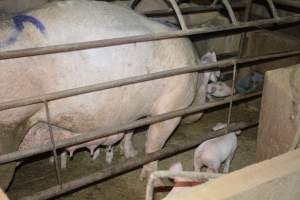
[140,85,194,180]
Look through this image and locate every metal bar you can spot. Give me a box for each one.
[212,0,219,6]
[0,60,234,111]
[226,63,237,133]
[0,48,299,112]
[43,101,62,186]
[1,15,300,61]
[142,2,245,17]
[127,0,141,9]
[266,0,280,18]
[0,91,261,165]
[20,120,256,200]
[222,0,239,24]
[238,0,253,59]
[273,0,300,9]
[168,0,188,30]
[146,171,221,200]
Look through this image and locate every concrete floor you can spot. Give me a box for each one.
[7,99,259,200]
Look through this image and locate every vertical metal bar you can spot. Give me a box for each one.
[43,100,63,186]
[266,0,280,19]
[222,0,239,24]
[238,0,253,59]
[169,0,188,30]
[128,0,142,9]
[211,0,219,6]
[226,63,237,133]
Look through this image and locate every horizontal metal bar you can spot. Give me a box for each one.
[142,2,245,17]
[0,14,300,61]
[0,60,233,111]
[146,171,222,200]
[20,120,257,200]
[273,0,300,9]
[0,91,261,165]
[1,48,299,112]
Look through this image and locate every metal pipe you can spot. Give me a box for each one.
[142,2,245,17]
[238,0,253,59]
[266,0,280,18]
[0,59,233,111]
[222,0,238,24]
[168,0,188,30]
[273,0,300,9]
[44,101,62,186]
[226,63,237,134]
[1,15,300,61]
[0,48,299,112]
[20,120,256,200]
[0,91,261,165]
[146,171,222,200]
[127,0,141,9]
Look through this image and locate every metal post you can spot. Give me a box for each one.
[43,101,62,186]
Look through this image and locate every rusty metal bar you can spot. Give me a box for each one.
[146,170,222,200]
[273,0,300,9]
[1,15,300,61]
[20,120,257,200]
[0,48,299,113]
[222,0,238,24]
[43,101,62,186]
[266,0,280,18]
[0,91,261,165]
[142,2,245,17]
[168,0,188,30]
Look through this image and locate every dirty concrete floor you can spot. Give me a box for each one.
[7,99,260,200]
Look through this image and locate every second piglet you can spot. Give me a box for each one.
[194,123,241,173]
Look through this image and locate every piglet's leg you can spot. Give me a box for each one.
[105,146,114,164]
[223,150,235,173]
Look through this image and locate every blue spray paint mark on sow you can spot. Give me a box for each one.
[0,14,46,48]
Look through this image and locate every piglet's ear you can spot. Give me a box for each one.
[169,162,183,173]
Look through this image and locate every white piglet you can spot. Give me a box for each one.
[194,123,241,173]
